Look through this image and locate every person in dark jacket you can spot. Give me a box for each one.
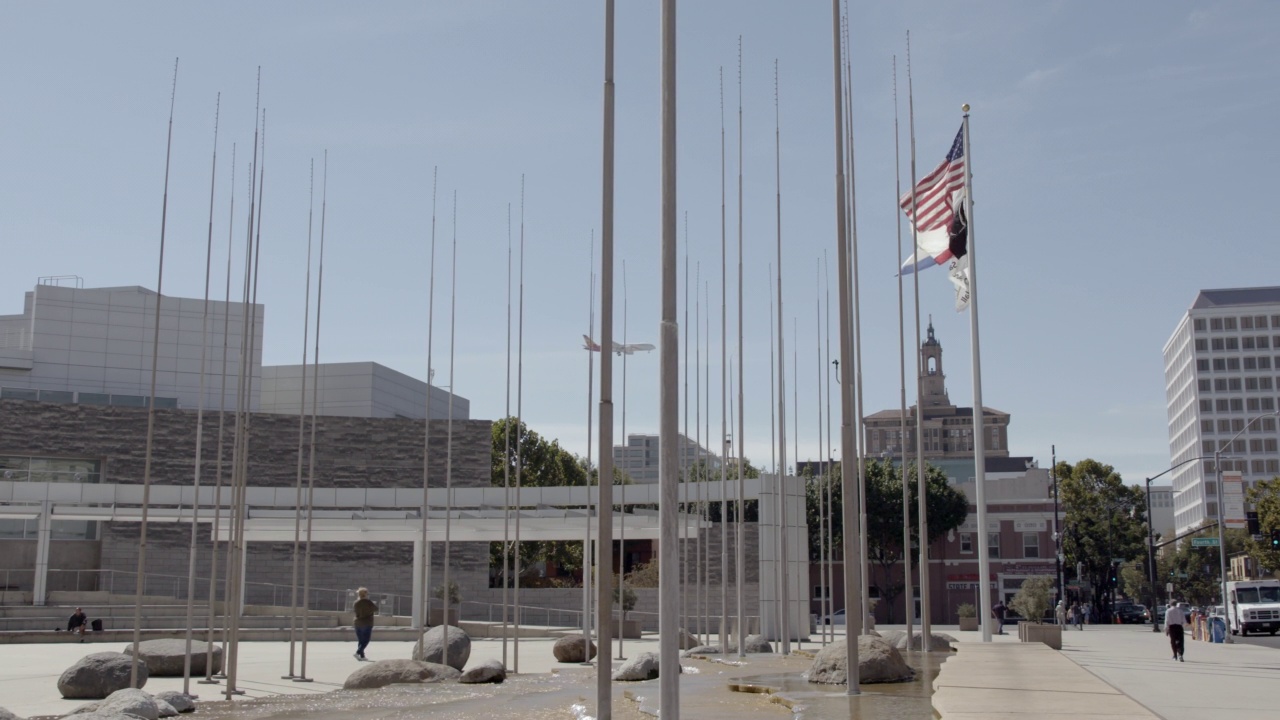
[992,600,1008,634]
[67,607,88,639]
[353,587,378,660]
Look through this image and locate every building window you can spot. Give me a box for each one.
[1248,398,1260,412]
[1195,338,1208,352]
[1211,318,1224,331]
[1262,377,1274,390]
[1195,318,1207,332]
[813,585,831,600]
[988,532,1001,559]
[1200,399,1213,412]
[1245,357,1258,370]
[1263,357,1273,369]
[1226,337,1239,350]
[1201,419,1214,433]
[960,533,973,553]
[1263,398,1275,411]
[1225,317,1238,330]
[1228,378,1242,391]
[1213,358,1226,371]
[1023,532,1040,558]
[1200,379,1212,392]
[1213,338,1225,351]
[1215,379,1228,392]
[1228,358,1241,371]
[1261,336,1272,349]
[1231,399,1244,411]
[1197,359,1210,372]
[1243,317,1255,330]
[1216,399,1230,411]
[1219,419,1233,432]
[1244,337,1256,350]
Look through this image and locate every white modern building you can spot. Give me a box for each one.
[0,280,467,420]
[1163,287,1280,535]
[613,433,721,484]
[0,280,262,410]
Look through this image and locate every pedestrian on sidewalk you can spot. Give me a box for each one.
[353,587,378,660]
[992,599,1007,634]
[1071,601,1083,630]
[1165,601,1188,662]
[1056,600,1068,627]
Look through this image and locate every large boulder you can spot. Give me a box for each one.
[612,651,660,681]
[152,692,195,714]
[459,659,506,684]
[807,637,914,685]
[122,640,222,676]
[342,659,460,690]
[96,689,160,720]
[739,635,773,654]
[58,653,148,699]
[878,630,953,652]
[552,635,597,663]
[412,625,471,671]
[0,707,25,720]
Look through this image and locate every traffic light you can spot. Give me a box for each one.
[1270,528,1280,549]
[1109,561,1120,586]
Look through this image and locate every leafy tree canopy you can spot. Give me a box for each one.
[1058,459,1147,608]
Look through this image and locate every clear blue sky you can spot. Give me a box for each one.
[3,2,1277,486]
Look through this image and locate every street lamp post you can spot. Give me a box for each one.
[1213,410,1280,645]
[1050,447,1062,608]
[1144,475,1159,632]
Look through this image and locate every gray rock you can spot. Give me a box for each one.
[878,630,953,652]
[61,702,99,717]
[152,698,177,718]
[121,640,222,677]
[459,659,506,684]
[58,653,148,699]
[681,645,722,656]
[552,635,597,663]
[739,634,773,653]
[612,651,660,681]
[412,625,471,672]
[807,636,914,685]
[0,706,26,720]
[97,689,160,720]
[152,693,195,714]
[678,629,699,650]
[343,659,460,690]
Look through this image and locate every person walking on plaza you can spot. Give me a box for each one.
[992,599,1008,635]
[1165,601,1188,661]
[1056,600,1068,627]
[353,587,378,660]
[1071,601,1083,630]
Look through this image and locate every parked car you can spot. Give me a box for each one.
[821,608,846,625]
[1114,603,1147,624]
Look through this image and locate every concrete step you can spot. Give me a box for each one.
[0,613,343,633]
[0,626,431,645]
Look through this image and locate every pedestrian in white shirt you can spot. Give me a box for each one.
[1165,602,1188,661]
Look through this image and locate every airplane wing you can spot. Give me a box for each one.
[622,343,655,355]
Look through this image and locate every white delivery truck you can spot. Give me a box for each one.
[1225,579,1280,636]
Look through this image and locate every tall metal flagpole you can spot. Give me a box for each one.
[721,64,732,653]
[961,106,992,644]
[815,262,828,645]
[842,16,870,634]
[892,57,914,645]
[734,35,747,659]
[906,34,934,650]
[682,215,689,641]
[694,264,702,643]
[502,201,512,667]
[767,270,780,644]
[719,61,730,658]
[773,60,791,654]
[514,175,526,671]
[132,58,178,689]
[703,283,711,646]
[658,1,681,713]
[183,94,219,695]
[595,2,617,709]
[442,190,458,672]
[202,142,235,686]
[582,233,595,664]
[297,149,327,682]
[619,264,630,660]
[831,0,860,694]
[420,168,439,656]
[284,159,314,681]
[823,254,834,645]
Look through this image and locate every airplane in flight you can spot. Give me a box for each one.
[582,335,656,356]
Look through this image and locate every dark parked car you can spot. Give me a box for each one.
[1114,603,1147,624]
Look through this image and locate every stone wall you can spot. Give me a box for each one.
[0,398,491,606]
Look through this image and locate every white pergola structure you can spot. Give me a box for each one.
[1,475,807,634]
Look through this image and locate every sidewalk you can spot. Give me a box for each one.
[935,624,1280,720]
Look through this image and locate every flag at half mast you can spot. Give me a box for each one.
[899,126,967,276]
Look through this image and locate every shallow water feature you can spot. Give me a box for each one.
[728,650,947,720]
[178,650,942,720]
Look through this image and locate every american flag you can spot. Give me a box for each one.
[900,126,966,249]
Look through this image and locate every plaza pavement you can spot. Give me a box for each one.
[4,623,1277,718]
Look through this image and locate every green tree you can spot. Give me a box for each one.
[1059,459,1148,615]
[489,417,590,586]
[806,458,969,622]
[1158,523,1251,605]
[1245,478,1280,577]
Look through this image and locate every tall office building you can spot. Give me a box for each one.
[1163,287,1280,534]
